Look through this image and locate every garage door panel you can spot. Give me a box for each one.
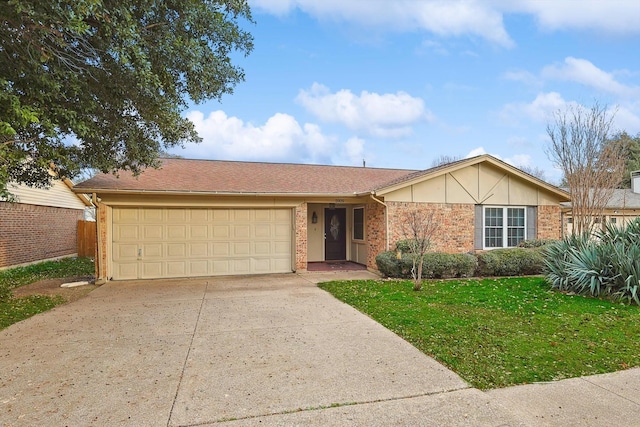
[212,260,230,274]
[116,263,138,280]
[168,225,187,239]
[274,224,290,238]
[114,225,139,240]
[190,225,208,239]
[254,258,271,272]
[166,261,186,277]
[167,243,186,257]
[233,225,250,238]
[142,243,162,258]
[112,208,292,280]
[167,210,186,221]
[272,258,291,272]
[212,242,230,256]
[114,243,138,260]
[233,259,251,273]
[273,241,290,255]
[143,225,163,239]
[142,262,163,279]
[233,242,250,255]
[143,209,163,221]
[255,241,271,255]
[213,225,229,238]
[189,242,209,257]
[114,208,139,222]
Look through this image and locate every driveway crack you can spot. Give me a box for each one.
[167,281,209,426]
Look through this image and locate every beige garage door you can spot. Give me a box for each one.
[112,208,292,280]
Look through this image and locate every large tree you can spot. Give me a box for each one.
[606,131,640,188]
[546,103,627,235]
[0,0,253,199]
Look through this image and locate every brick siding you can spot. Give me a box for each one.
[537,205,562,240]
[295,203,307,271]
[365,201,387,269]
[96,202,108,280]
[0,202,84,268]
[386,202,476,254]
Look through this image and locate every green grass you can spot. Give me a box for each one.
[319,277,640,390]
[0,257,95,329]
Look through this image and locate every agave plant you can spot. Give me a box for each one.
[543,218,640,305]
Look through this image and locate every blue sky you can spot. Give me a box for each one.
[169,0,640,184]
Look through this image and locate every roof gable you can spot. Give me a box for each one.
[375,154,570,201]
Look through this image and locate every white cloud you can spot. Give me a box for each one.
[296,83,432,138]
[466,147,531,169]
[513,0,640,35]
[344,137,365,165]
[466,147,487,158]
[499,92,571,125]
[502,70,542,87]
[252,1,640,49]
[542,57,640,98]
[505,154,532,168]
[181,110,328,162]
[252,0,514,47]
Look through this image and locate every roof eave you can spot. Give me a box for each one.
[71,188,363,199]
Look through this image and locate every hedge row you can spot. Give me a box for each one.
[376,247,546,279]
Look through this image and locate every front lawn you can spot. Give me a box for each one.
[319,277,640,390]
[0,257,95,329]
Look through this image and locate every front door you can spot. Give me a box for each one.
[324,208,346,260]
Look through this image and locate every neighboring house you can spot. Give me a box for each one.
[562,171,640,235]
[0,178,92,269]
[73,154,570,282]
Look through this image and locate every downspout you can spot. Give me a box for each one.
[370,192,389,251]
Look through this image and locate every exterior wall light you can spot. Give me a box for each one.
[312,211,318,223]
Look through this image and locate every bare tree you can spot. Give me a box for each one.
[517,164,547,182]
[400,207,439,291]
[431,155,462,168]
[546,103,627,235]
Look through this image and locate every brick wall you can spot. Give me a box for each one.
[294,203,307,271]
[386,202,476,254]
[366,201,387,269]
[96,201,108,280]
[537,205,562,240]
[0,202,84,268]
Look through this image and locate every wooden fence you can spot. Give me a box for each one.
[77,220,97,258]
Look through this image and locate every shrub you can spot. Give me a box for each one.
[422,252,477,278]
[476,248,545,277]
[376,251,477,279]
[544,219,640,304]
[518,239,556,248]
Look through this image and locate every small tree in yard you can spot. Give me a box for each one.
[400,207,439,291]
[546,102,628,235]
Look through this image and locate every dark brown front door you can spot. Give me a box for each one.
[324,208,346,260]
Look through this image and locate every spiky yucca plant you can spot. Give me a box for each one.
[543,218,640,305]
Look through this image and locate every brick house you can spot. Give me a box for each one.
[1,178,92,269]
[73,154,570,282]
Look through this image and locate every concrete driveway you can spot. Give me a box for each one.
[0,271,525,426]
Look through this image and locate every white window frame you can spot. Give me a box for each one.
[352,206,365,241]
[483,206,527,249]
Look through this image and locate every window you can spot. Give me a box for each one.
[484,207,526,248]
[353,207,364,240]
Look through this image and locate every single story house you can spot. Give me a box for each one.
[562,170,640,235]
[73,154,571,282]
[0,178,92,269]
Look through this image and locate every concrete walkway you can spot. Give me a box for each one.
[0,271,638,426]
